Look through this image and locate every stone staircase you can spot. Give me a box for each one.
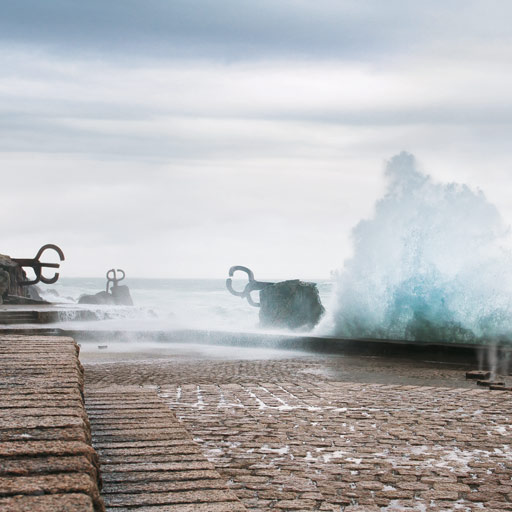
[85,386,246,511]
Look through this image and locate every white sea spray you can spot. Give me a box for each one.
[320,152,512,344]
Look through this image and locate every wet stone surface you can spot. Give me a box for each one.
[85,386,247,511]
[83,349,512,511]
[159,381,512,511]
[84,353,488,388]
[0,335,104,511]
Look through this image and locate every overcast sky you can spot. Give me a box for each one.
[2,1,512,278]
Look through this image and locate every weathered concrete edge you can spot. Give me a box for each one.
[64,328,509,364]
[2,325,509,353]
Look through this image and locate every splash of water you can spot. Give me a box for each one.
[321,152,512,344]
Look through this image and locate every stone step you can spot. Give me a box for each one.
[85,386,247,512]
[0,310,39,324]
[0,335,104,511]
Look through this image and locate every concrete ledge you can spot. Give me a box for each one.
[0,335,104,511]
[1,326,508,361]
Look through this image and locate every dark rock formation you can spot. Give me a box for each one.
[26,284,43,301]
[0,253,26,297]
[0,269,9,304]
[78,285,133,306]
[78,291,113,305]
[111,285,133,306]
[259,279,325,330]
[0,253,42,301]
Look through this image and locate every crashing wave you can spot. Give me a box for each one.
[321,152,512,343]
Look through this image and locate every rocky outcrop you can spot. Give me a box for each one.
[0,269,9,304]
[110,285,133,306]
[0,254,26,298]
[0,254,44,302]
[259,280,325,330]
[78,285,133,306]
[78,291,112,305]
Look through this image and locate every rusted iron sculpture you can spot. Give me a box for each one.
[226,265,273,307]
[106,268,125,294]
[12,244,65,286]
[226,265,325,330]
[78,268,133,306]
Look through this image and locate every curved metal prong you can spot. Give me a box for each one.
[17,276,40,286]
[228,265,255,281]
[246,291,260,307]
[226,278,245,297]
[226,266,254,298]
[34,244,65,262]
[106,269,115,293]
[39,272,60,285]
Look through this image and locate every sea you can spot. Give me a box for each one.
[35,153,512,345]
[40,277,333,333]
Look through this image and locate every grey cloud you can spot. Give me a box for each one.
[2,0,510,61]
[3,2,512,277]
[0,113,306,162]
[3,103,512,166]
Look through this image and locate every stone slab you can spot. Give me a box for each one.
[0,493,95,512]
[0,335,104,511]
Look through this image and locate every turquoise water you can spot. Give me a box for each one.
[318,153,512,344]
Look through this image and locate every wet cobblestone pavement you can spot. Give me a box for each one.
[84,352,483,389]
[84,348,512,511]
[160,382,512,511]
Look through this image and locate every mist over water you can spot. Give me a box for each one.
[320,152,512,344]
[38,152,512,346]
[42,278,332,333]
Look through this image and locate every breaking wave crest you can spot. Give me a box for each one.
[321,152,512,343]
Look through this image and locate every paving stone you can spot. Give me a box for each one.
[83,344,512,511]
[0,472,99,498]
[0,415,86,430]
[101,469,221,484]
[0,426,88,442]
[0,440,97,458]
[102,477,231,494]
[0,455,97,478]
[273,499,318,509]
[104,488,241,506]
[153,378,512,511]
[100,461,215,472]
[0,492,95,511]
[105,502,247,512]
[97,445,199,457]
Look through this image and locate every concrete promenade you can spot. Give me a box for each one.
[84,344,512,512]
[2,333,512,511]
[0,334,246,511]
